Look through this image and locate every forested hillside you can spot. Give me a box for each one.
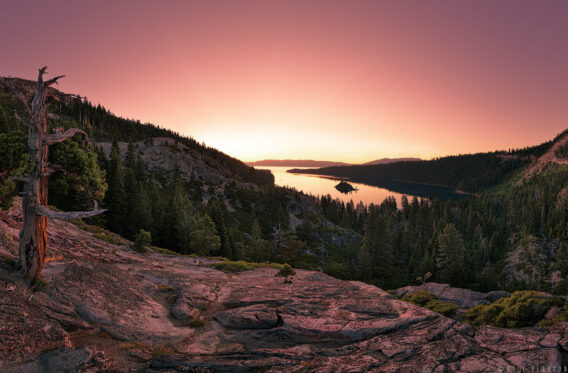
[0,77,355,274]
[2,76,568,296]
[290,136,560,193]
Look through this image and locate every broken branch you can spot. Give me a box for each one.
[44,75,65,86]
[36,201,106,221]
[43,128,88,145]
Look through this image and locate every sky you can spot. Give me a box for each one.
[1,1,568,163]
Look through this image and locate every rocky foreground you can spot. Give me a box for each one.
[1,201,568,372]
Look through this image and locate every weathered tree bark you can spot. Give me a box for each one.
[1,67,106,286]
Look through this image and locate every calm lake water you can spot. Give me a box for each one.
[257,166,412,207]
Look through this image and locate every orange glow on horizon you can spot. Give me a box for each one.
[2,1,568,162]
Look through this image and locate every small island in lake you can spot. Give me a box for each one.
[335,181,358,194]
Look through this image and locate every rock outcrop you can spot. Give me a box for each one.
[1,201,567,372]
[394,282,510,313]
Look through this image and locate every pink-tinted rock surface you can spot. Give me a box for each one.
[1,200,567,372]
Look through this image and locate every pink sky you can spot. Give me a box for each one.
[2,1,568,162]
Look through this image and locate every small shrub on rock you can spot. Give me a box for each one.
[537,305,568,327]
[400,290,458,317]
[210,260,284,272]
[401,290,437,307]
[463,291,566,328]
[132,229,151,253]
[425,300,458,317]
[275,263,296,284]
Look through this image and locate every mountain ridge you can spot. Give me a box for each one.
[287,131,566,194]
[247,157,422,168]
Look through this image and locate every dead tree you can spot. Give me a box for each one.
[1,67,106,286]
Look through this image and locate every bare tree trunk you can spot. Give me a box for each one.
[2,67,106,286]
[17,68,52,285]
[19,119,49,284]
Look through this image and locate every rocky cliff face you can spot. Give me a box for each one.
[98,137,259,189]
[1,201,567,372]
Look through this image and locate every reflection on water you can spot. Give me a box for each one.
[257,166,412,207]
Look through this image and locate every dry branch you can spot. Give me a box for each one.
[36,201,107,221]
[43,128,88,145]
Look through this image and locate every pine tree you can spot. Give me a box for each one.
[555,242,568,277]
[362,211,392,278]
[124,142,137,170]
[357,246,372,281]
[105,139,126,234]
[436,223,466,285]
[247,219,270,261]
[207,199,231,259]
[190,214,221,256]
[175,195,196,254]
[134,153,145,180]
[130,182,152,234]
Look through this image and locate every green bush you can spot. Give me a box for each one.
[275,263,296,283]
[323,262,354,280]
[210,260,284,272]
[401,290,437,307]
[424,300,458,317]
[400,290,458,317]
[94,232,126,245]
[151,246,180,256]
[537,305,568,327]
[132,229,151,253]
[462,291,566,328]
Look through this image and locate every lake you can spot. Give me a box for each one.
[256,166,414,207]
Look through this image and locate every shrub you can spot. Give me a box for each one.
[210,260,284,272]
[400,290,457,317]
[537,305,568,327]
[424,300,458,317]
[401,290,437,307]
[416,272,432,285]
[323,262,355,280]
[275,263,296,284]
[132,229,151,253]
[462,291,566,328]
[151,246,180,256]
[93,231,126,245]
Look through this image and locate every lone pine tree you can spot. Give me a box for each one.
[1,67,106,286]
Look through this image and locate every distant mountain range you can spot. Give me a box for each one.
[362,157,422,165]
[246,158,422,168]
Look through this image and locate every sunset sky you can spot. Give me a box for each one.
[1,1,568,163]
